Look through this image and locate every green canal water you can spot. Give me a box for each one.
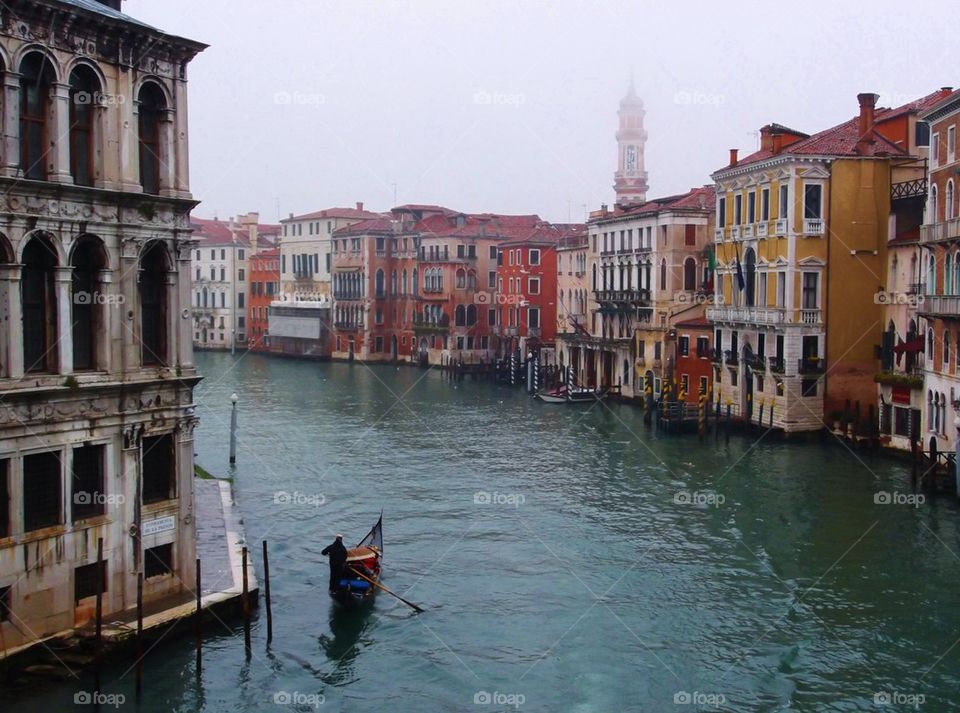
[8,351,960,711]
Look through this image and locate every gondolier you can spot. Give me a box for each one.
[321,534,347,593]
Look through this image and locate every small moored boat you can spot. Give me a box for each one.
[330,515,383,609]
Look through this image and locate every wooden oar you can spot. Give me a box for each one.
[347,567,424,613]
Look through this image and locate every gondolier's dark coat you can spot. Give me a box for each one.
[322,538,348,590]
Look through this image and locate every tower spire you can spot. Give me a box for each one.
[614,79,648,206]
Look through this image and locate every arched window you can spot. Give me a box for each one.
[659,259,667,291]
[139,242,169,366]
[391,270,397,295]
[71,237,107,370]
[948,254,954,295]
[412,268,418,296]
[138,83,166,194]
[455,305,466,326]
[954,251,960,296]
[931,184,939,223]
[456,269,466,289]
[375,268,385,297]
[592,263,597,291]
[466,304,477,326]
[945,330,951,366]
[202,286,208,307]
[20,53,55,180]
[402,270,408,295]
[22,235,58,372]
[468,270,477,289]
[69,66,100,186]
[929,254,937,294]
[928,328,935,360]
[683,257,697,292]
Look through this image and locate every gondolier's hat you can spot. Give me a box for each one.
[335,533,343,540]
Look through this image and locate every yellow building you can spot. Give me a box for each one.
[709,92,941,432]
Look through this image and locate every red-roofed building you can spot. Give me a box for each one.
[711,90,946,433]
[673,318,714,401]
[248,247,279,352]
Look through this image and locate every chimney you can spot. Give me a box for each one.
[601,203,608,217]
[856,92,879,155]
[759,126,773,152]
[240,211,259,253]
[356,201,364,211]
[772,133,784,154]
[729,148,738,167]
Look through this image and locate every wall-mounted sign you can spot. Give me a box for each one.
[142,515,176,537]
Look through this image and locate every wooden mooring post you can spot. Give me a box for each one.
[195,557,202,676]
[136,573,143,699]
[94,537,104,700]
[263,540,273,643]
[242,547,251,658]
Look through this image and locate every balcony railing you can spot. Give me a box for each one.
[724,349,739,366]
[803,218,825,235]
[768,357,785,374]
[731,226,741,240]
[920,217,960,244]
[746,354,766,371]
[798,357,826,374]
[756,222,768,238]
[711,348,723,363]
[775,219,787,236]
[594,289,651,304]
[919,294,960,317]
[334,321,360,330]
[706,306,785,324]
[800,309,821,324]
[743,225,754,239]
[528,327,542,338]
[714,228,724,241]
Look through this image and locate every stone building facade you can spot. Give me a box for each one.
[0,0,204,653]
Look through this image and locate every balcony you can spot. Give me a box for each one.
[919,294,960,317]
[723,349,739,366]
[503,326,519,337]
[891,176,927,201]
[803,218,825,235]
[920,217,960,244]
[768,357,785,374]
[731,226,741,240]
[746,353,766,371]
[412,316,450,332]
[528,327,542,339]
[711,348,723,363]
[743,225,754,239]
[800,309,821,325]
[594,289,652,306]
[756,222,768,238]
[798,357,825,374]
[714,228,724,241]
[293,270,315,280]
[334,321,359,330]
[774,219,787,236]
[706,305,785,325]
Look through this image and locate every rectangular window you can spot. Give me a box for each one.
[684,224,696,246]
[23,452,61,531]
[528,307,540,329]
[488,271,496,288]
[529,277,541,295]
[655,341,662,360]
[221,249,226,260]
[699,375,708,395]
[238,269,245,281]
[761,188,770,221]
[734,194,742,225]
[949,126,956,162]
[72,444,105,522]
[0,585,9,622]
[529,249,541,266]
[757,332,766,358]
[145,543,174,578]
[238,249,245,261]
[679,336,690,356]
[457,244,465,258]
[718,198,726,228]
[0,460,6,537]
[74,561,107,602]
[375,336,384,353]
[803,184,822,219]
[696,336,709,357]
[281,255,286,273]
[802,272,819,309]
[681,374,689,394]
[488,308,496,325]
[238,293,245,309]
[776,272,785,307]
[779,185,788,220]
[142,434,174,504]
[747,191,756,223]
[220,268,225,281]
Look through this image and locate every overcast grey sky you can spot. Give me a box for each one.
[126,0,958,224]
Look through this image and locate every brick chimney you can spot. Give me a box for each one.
[240,211,259,253]
[729,148,738,167]
[772,133,784,154]
[856,92,879,155]
[356,201,364,211]
[759,126,773,152]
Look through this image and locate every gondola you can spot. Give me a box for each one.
[535,384,610,404]
[330,514,383,609]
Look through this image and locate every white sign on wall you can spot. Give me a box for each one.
[141,515,176,537]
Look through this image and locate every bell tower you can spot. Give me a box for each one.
[614,78,648,206]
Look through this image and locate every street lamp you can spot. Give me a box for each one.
[230,392,239,466]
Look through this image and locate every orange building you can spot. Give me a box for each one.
[248,247,279,352]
